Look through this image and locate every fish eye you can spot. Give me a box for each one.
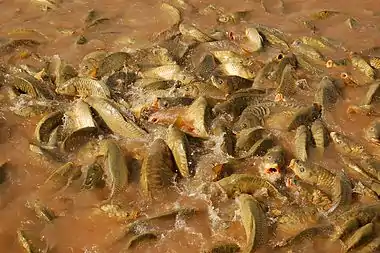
[151,117,158,123]
[218,79,224,85]
[162,101,169,107]
[299,166,305,173]
[242,123,247,128]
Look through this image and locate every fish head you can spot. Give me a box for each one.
[210,75,227,89]
[330,132,349,150]
[365,122,380,145]
[55,82,76,95]
[288,159,314,181]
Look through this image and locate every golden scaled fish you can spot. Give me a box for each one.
[330,132,367,158]
[174,96,210,138]
[166,124,192,178]
[84,96,147,139]
[99,139,129,202]
[288,159,352,213]
[236,194,268,252]
[287,103,322,131]
[140,138,175,197]
[217,174,287,201]
[56,77,111,98]
[310,119,330,155]
[294,125,310,162]
[343,222,374,252]
[349,52,375,81]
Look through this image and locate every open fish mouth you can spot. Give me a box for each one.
[264,163,280,174]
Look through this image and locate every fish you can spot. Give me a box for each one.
[78,50,107,77]
[216,174,286,201]
[314,76,339,112]
[369,56,380,69]
[343,222,374,252]
[206,243,240,253]
[213,91,265,119]
[294,125,310,162]
[255,24,290,50]
[17,229,46,253]
[166,124,191,177]
[179,23,214,42]
[310,119,330,154]
[288,159,336,194]
[56,77,110,98]
[349,52,375,80]
[339,155,380,195]
[299,36,336,52]
[276,63,297,98]
[211,75,252,94]
[84,96,147,139]
[219,62,255,79]
[285,175,333,211]
[235,126,266,154]
[362,81,380,105]
[175,96,210,138]
[236,194,268,252]
[153,97,194,109]
[331,203,380,241]
[95,52,130,78]
[260,145,285,183]
[276,225,334,248]
[261,145,285,174]
[330,132,367,158]
[233,105,270,133]
[217,10,253,24]
[140,138,175,197]
[123,232,158,250]
[241,137,274,158]
[311,10,340,20]
[287,103,322,131]
[244,26,263,52]
[81,162,104,190]
[291,39,325,64]
[47,54,78,85]
[34,111,64,144]
[99,139,129,202]
[355,235,380,253]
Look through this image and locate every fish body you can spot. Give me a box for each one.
[84,96,147,139]
[294,125,310,162]
[56,77,110,97]
[237,194,268,252]
[166,124,191,177]
[311,119,329,154]
[217,174,286,201]
[287,103,322,131]
[100,139,129,201]
[140,138,175,197]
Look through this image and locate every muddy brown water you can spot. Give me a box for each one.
[1,0,380,252]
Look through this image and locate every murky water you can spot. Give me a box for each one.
[1,0,380,252]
